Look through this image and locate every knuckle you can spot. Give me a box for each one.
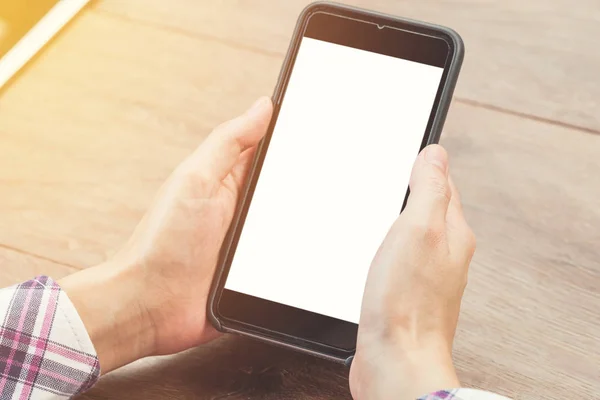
[212,117,244,144]
[426,174,451,202]
[468,230,477,251]
[424,225,446,247]
[449,215,476,255]
[212,118,235,135]
[459,272,469,293]
[176,160,210,185]
[463,226,477,253]
[408,219,446,247]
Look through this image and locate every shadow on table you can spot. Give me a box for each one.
[76,335,352,400]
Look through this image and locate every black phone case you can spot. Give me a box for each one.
[208,1,465,366]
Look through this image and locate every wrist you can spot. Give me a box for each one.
[397,342,459,396]
[352,335,458,400]
[59,261,156,373]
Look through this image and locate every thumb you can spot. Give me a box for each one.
[404,144,452,225]
[189,96,273,181]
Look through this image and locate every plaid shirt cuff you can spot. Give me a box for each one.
[0,276,100,399]
[419,388,512,400]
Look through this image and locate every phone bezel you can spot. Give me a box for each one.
[208,1,464,364]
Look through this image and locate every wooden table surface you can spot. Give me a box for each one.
[1,1,599,399]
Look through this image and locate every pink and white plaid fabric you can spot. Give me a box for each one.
[420,390,464,400]
[419,389,511,400]
[0,276,508,400]
[0,276,99,399]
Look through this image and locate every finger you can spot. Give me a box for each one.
[446,176,476,262]
[189,96,272,182]
[230,146,258,188]
[404,144,452,225]
[446,175,465,227]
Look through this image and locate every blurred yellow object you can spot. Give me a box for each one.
[0,0,89,88]
[0,19,7,43]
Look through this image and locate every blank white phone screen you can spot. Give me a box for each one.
[225,37,444,324]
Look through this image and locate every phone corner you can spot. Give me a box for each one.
[206,285,225,332]
[207,307,224,332]
[344,354,355,368]
[298,1,336,20]
[446,27,465,49]
[440,26,465,66]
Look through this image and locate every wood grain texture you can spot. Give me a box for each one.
[442,103,600,399]
[96,0,600,133]
[0,246,77,287]
[0,10,280,268]
[76,336,352,400]
[75,102,600,400]
[0,1,598,399]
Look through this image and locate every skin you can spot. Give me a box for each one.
[59,96,274,371]
[349,145,476,400]
[59,97,475,399]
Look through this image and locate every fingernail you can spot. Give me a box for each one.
[424,145,448,174]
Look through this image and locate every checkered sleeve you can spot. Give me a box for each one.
[419,388,512,400]
[0,276,100,399]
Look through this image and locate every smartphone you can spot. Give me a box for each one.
[209,1,464,364]
[0,0,89,89]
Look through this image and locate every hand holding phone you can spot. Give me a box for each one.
[210,2,465,362]
[59,98,274,372]
[350,145,475,400]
